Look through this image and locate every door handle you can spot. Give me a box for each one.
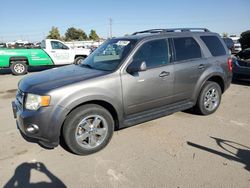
[198,64,205,69]
[159,71,170,78]
[51,51,56,53]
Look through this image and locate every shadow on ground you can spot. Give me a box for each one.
[4,162,66,188]
[183,79,250,115]
[187,137,250,171]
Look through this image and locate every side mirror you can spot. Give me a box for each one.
[127,61,147,74]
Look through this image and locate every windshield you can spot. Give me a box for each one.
[81,38,137,71]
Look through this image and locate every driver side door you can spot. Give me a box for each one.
[46,41,74,65]
[121,38,174,115]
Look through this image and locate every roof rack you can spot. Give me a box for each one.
[132,28,210,35]
[132,29,166,35]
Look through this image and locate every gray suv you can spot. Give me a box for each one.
[12,28,232,155]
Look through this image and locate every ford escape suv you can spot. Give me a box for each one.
[12,28,232,155]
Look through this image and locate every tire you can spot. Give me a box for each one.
[63,104,114,155]
[74,57,84,65]
[10,61,28,75]
[194,81,222,115]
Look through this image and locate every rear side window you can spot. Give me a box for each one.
[201,36,226,56]
[173,37,202,61]
[40,40,46,49]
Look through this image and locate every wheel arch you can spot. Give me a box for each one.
[63,100,120,131]
[207,76,225,93]
[9,56,29,65]
[74,55,87,59]
[193,73,226,104]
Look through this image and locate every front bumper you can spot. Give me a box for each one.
[12,100,67,148]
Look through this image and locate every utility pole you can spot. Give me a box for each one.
[109,18,113,38]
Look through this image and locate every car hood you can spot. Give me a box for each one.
[19,65,110,93]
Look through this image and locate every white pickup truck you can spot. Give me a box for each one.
[0,39,91,75]
[40,39,91,65]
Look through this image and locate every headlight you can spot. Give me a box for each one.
[25,94,50,110]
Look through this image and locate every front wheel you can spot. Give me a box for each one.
[63,104,114,155]
[10,61,28,75]
[194,81,222,115]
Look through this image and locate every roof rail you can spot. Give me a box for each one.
[166,28,210,32]
[132,28,210,35]
[132,29,167,35]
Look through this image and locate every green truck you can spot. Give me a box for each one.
[0,39,91,75]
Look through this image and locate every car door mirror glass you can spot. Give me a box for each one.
[140,61,147,71]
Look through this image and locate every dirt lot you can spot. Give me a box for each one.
[0,70,250,188]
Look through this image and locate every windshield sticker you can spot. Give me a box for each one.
[116,41,130,46]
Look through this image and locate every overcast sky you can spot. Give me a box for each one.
[0,0,250,42]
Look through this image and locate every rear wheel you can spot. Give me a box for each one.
[194,81,222,115]
[10,61,28,75]
[63,104,114,155]
[74,57,85,65]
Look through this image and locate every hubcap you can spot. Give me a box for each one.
[204,87,219,111]
[76,58,83,65]
[14,64,25,74]
[75,115,108,149]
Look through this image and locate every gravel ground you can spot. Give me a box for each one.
[0,70,249,188]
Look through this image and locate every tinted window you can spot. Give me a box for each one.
[133,39,169,69]
[173,37,201,61]
[40,41,46,49]
[201,36,226,56]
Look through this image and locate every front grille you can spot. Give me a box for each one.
[16,89,24,110]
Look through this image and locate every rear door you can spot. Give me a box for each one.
[121,38,174,115]
[171,37,206,102]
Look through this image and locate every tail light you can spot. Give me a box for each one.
[227,58,233,72]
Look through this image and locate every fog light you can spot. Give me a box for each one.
[26,124,39,134]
